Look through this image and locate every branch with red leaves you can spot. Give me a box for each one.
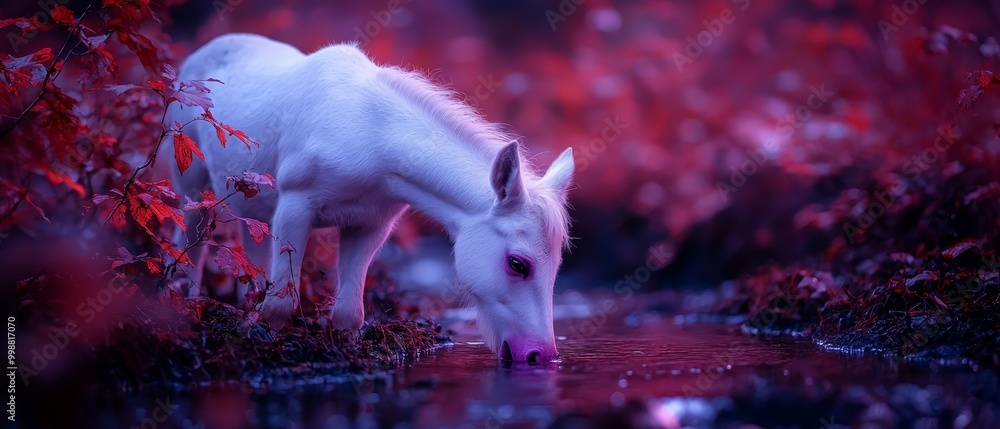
[0,5,92,138]
[2,0,271,297]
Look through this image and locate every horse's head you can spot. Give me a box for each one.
[454,142,574,363]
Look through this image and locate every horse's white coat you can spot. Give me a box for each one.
[166,34,574,361]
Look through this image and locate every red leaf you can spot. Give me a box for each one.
[237,216,270,244]
[0,18,31,29]
[92,194,112,206]
[274,280,294,298]
[43,169,85,197]
[215,124,227,147]
[128,195,153,233]
[200,110,257,149]
[102,84,139,95]
[111,246,135,270]
[162,64,177,81]
[199,110,227,147]
[147,79,165,92]
[223,123,258,149]
[81,34,109,49]
[50,6,73,26]
[1,48,51,93]
[123,181,185,238]
[182,190,217,211]
[145,258,164,274]
[974,70,995,88]
[959,70,998,111]
[958,86,984,111]
[226,171,276,199]
[167,78,221,112]
[110,204,127,229]
[111,246,163,275]
[215,245,264,278]
[173,131,204,174]
[158,238,192,267]
[21,194,49,223]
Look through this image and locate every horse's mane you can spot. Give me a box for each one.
[376,66,571,250]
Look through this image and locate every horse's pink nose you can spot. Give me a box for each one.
[500,336,557,363]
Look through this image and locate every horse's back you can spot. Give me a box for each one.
[166,35,387,221]
[179,33,304,81]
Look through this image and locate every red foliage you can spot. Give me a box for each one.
[0,48,51,93]
[1,0,268,301]
[227,171,276,199]
[171,131,203,174]
[958,70,1000,111]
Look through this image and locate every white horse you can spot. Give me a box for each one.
[165,34,574,362]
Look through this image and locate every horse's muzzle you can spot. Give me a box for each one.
[499,335,558,363]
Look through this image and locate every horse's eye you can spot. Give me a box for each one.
[508,256,530,279]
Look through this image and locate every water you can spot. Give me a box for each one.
[106,320,998,428]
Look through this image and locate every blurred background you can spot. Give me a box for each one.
[157,0,1000,290]
[3,0,999,291]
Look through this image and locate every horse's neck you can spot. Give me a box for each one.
[385,124,497,236]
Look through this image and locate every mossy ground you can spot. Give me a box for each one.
[716,171,1000,367]
[16,269,444,391]
[99,298,442,389]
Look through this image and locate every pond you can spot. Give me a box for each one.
[112,319,999,429]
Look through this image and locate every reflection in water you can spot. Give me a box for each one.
[108,322,996,428]
[400,322,878,428]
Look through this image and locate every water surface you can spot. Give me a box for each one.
[143,320,997,428]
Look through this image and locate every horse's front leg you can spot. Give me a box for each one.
[326,217,400,330]
[259,191,313,330]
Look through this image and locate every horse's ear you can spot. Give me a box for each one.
[491,142,525,207]
[542,147,574,201]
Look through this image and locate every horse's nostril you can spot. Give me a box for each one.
[500,341,514,361]
[526,350,541,364]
